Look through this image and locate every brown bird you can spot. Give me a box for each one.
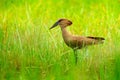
[50,19,105,64]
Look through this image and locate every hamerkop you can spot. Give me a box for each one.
[50,19,105,64]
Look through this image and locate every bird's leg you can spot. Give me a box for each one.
[73,49,78,64]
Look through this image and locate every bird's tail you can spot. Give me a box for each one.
[87,36,105,44]
[87,36,105,40]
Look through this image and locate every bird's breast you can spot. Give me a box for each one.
[62,36,83,49]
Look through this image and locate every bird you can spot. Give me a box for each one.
[49,19,105,64]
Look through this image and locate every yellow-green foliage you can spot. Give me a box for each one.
[0,0,120,80]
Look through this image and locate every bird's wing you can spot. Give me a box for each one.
[87,36,105,40]
[72,36,104,48]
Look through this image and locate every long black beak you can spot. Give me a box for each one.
[49,21,59,29]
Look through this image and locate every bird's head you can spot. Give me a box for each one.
[50,19,72,29]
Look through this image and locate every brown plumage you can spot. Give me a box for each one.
[50,19,105,64]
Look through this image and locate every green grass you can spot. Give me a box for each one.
[0,0,120,80]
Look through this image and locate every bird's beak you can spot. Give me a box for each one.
[49,21,59,29]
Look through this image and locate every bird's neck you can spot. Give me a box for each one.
[61,27,71,36]
[61,27,72,42]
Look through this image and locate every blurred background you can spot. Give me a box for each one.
[0,0,120,80]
